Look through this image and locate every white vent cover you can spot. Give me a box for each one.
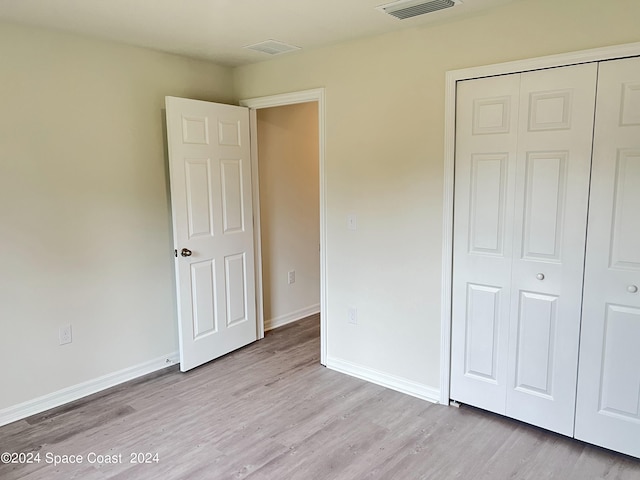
[244,40,301,56]
[378,0,460,19]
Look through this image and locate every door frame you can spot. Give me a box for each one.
[240,88,327,365]
[440,42,640,405]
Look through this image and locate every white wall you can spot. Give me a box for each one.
[4,0,640,415]
[233,0,640,393]
[257,103,320,329]
[0,22,234,411]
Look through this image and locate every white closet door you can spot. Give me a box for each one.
[575,56,640,458]
[505,64,598,436]
[451,64,597,435]
[450,74,520,413]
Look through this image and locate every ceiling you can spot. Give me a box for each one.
[0,0,517,67]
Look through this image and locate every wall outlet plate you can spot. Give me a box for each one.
[59,325,72,345]
[347,306,358,325]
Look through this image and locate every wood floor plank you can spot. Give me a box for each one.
[1,314,638,479]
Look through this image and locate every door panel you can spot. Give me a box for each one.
[521,152,567,261]
[166,96,257,372]
[468,154,509,255]
[599,304,640,419]
[464,283,502,382]
[575,56,640,459]
[514,291,557,397]
[191,260,217,337]
[185,159,215,238]
[450,74,520,413]
[506,63,597,436]
[220,159,245,233]
[225,253,248,327]
[610,150,640,269]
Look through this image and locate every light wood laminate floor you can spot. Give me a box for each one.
[1,314,639,479]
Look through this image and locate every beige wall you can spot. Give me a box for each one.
[0,22,234,410]
[3,0,640,414]
[233,0,640,390]
[257,103,320,326]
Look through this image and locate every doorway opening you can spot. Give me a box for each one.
[241,89,327,364]
[256,102,319,331]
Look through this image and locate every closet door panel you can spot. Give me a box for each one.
[506,63,598,436]
[575,56,640,459]
[450,74,520,413]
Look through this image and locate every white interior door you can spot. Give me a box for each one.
[575,56,640,458]
[165,96,257,372]
[505,64,597,436]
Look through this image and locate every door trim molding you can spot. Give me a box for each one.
[240,88,327,365]
[441,42,640,405]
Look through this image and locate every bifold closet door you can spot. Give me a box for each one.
[450,73,520,414]
[574,56,640,459]
[504,64,597,435]
[451,63,597,435]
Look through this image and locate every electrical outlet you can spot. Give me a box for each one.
[288,270,296,284]
[59,325,72,345]
[347,306,358,325]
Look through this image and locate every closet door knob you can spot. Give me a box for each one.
[628,285,639,294]
[181,248,193,257]
[536,273,545,280]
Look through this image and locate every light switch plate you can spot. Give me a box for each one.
[347,214,357,230]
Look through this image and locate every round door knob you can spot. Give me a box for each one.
[180,248,193,257]
[628,285,639,294]
[536,273,545,280]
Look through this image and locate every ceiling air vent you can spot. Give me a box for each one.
[244,40,301,56]
[378,0,459,20]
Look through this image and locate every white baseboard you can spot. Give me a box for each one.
[0,352,179,427]
[265,303,320,331]
[326,356,440,404]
